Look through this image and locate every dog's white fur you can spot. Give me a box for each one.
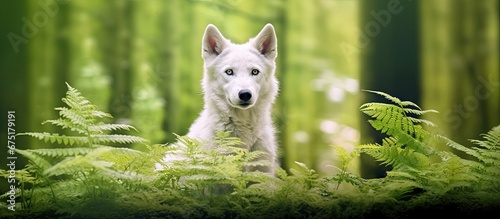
[186,23,279,174]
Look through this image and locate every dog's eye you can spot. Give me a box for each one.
[225,69,234,75]
[251,69,260,75]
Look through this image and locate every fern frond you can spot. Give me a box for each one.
[333,146,349,165]
[363,90,426,111]
[25,148,94,158]
[18,132,88,146]
[62,82,92,109]
[392,127,432,154]
[15,149,52,171]
[290,162,318,178]
[403,108,439,116]
[470,125,500,150]
[88,124,138,133]
[183,174,227,182]
[43,119,87,134]
[214,131,244,147]
[56,107,93,130]
[476,152,500,165]
[244,160,271,167]
[91,134,148,145]
[467,125,500,187]
[406,117,437,127]
[241,149,268,161]
[359,143,429,169]
[91,110,112,118]
[361,91,437,138]
[386,170,418,180]
[362,106,433,140]
[0,168,36,185]
[359,103,402,118]
[99,169,151,181]
[440,135,482,159]
[44,156,113,176]
[41,147,111,176]
[100,147,153,174]
[363,90,404,106]
[399,101,421,109]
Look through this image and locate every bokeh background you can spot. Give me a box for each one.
[1,0,498,180]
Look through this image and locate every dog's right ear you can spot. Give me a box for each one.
[202,24,228,61]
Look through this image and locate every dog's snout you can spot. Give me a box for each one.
[238,89,252,101]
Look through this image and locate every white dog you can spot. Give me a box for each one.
[186,23,279,174]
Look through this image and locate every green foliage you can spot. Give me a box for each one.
[326,146,364,190]
[155,131,273,194]
[360,90,437,156]
[358,90,499,197]
[2,83,152,216]
[2,86,500,218]
[443,125,500,191]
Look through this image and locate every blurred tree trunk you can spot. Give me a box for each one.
[0,0,31,193]
[0,1,70,194]
[69,0,110,109]
[274,3,288,171]
[359,0,421,178]
[26,0,69,148]
[281,0,314,170]
[175,0,203,137]
[421,0,499,153]
[105,1,133,127]
[129,0,167,149]
[160,0,182,143]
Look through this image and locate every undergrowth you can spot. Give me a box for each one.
[1,85,499,218]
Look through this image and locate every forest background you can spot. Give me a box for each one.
[0,0,498,193]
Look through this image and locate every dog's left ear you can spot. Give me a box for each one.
[252,23,277,60]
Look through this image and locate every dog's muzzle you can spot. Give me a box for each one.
[229,89,253,109]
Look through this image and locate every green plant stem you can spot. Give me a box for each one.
[21,181,26,209]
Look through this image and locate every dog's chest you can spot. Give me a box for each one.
[223,116,259,149]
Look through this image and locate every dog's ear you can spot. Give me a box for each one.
[202,24,228,61]
[252,23,278,60]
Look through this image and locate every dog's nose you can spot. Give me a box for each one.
[238,89,252,101]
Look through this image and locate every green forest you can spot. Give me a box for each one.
[0,0,498,218]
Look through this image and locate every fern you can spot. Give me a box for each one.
[443,125,500,190]
[359,139,429,169]
[358,90,487,196]
[18,83,147,148]
[21,147,94,158]
[470,125,500,164]
[357,90,500,198]
[8,83,153,211]
[19,132,88,146]
[156,131,273,195]
[326,146,364,190]
[359,90,438,170]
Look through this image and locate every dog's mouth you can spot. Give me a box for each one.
[238,102,252,108]
[228,98,254,109]
[236,101,254,109]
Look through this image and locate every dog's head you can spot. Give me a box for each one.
[201,24,278,110]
